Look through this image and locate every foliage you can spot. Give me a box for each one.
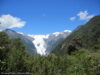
[0,32,100,75]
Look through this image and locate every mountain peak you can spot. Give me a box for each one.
[4,29,16,33]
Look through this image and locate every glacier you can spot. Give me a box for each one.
[3,29,71,55]
[28,30,71,55]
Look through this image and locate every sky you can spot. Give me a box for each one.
[0,0,100,34]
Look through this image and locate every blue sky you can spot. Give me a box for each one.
[0,0,100,34]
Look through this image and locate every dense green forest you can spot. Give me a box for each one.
[0,32,100,75]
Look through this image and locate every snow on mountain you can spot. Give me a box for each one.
[29,35,49,55]
[3,29,71,55]
[28,30,71,55]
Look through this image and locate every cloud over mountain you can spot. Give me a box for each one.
[77,11,94,20]
[0,14,26,29]
[70,10,94,21]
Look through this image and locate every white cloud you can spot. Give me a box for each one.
[0,14,26,29]
[77,11,94,20]
[69,11,94,21]
[70,16,76,21]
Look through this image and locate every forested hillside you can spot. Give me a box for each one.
[52,15,100,55]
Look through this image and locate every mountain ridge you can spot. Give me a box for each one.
[52,15,100,55]
[2,29,71,55]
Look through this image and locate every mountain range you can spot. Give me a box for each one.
[3,29,71,55]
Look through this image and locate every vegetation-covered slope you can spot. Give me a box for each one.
[52,15,100,55]
[0,32,27,72]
